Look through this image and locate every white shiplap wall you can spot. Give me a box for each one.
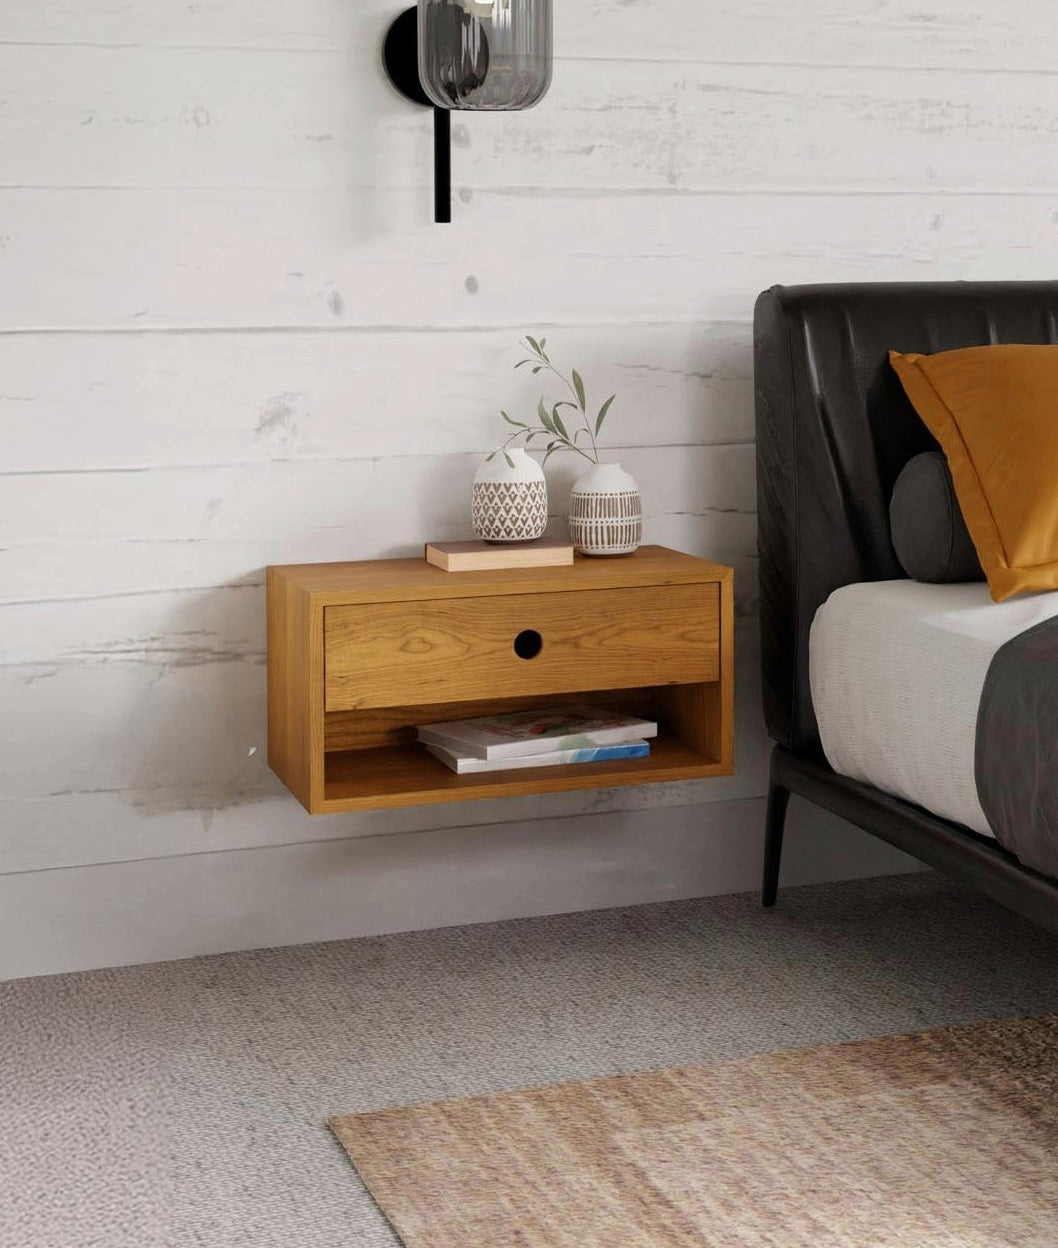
[3,0,1051,979]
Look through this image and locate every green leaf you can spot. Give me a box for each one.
[504,452,516,469]
[486,451,496,461]
[538,398,556,433]
[501,410,528,428]
[514,359,533,369]
[539,337,547,351]
[532,366,543,374]
[554,400,578,412]
[571,369,587,411]
[551,406,570,441]
[526,335,543,356]
[595,394,616,435]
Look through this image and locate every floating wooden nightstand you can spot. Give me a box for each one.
[266,545,733,814]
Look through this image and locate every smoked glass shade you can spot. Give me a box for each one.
[418,0,552,111]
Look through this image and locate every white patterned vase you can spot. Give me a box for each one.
[569,462,642,556]
[471,448,548,543]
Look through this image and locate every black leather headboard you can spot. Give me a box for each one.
[754,280,1058,756]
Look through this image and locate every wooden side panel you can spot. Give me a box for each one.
[323,583,719,711]
[266,568,323,811]
[656,567,734,771]
[707,566,736,772]
[656,684,713,759]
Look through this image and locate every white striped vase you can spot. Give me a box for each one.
[568,462,642,556]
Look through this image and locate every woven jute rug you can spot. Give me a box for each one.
[330,1014,1058,1247]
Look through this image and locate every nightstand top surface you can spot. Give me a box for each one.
[269,544,732,605]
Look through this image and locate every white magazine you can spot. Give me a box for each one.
[417,704,658,761]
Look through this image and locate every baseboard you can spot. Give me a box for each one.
[0,796,920,981]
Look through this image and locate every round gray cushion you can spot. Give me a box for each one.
[889,452,985,583]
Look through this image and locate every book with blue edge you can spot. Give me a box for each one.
[417,704,657,770]
[425,740,651,775]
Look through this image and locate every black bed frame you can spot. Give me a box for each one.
[754,281,1058,936]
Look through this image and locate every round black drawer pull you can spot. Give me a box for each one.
[513,629,543,660]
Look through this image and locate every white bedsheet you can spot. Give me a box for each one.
[810,580,1058,837]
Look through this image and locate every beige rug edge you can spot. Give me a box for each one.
[330,1013,1058,1248]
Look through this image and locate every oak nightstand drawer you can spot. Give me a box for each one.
[268,546,733,813]
[323,583,719,712]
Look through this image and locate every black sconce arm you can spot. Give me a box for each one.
[433,107,451,225]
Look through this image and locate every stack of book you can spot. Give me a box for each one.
[417,705,658,774]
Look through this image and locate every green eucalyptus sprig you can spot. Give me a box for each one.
[488,336,616,468]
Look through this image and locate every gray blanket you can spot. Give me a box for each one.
[976,615,1058,876]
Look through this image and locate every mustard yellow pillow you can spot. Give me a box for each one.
[890,345,1058,601]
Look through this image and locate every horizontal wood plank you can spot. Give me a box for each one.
[5,50,1058,194]
[0,323,752,473]
[0,0,356,50]
[1,189,1054,331]
[2,0,1054,73]
[0,447,756,603]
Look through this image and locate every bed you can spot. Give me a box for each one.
[754,280,1058,934]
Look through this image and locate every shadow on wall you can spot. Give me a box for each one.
[117,458,483,815]
[344,3,441,237]
[121,579,280,817]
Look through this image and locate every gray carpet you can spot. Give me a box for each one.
[1,873,1057,1248]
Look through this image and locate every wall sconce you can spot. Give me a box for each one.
[383,0,553,223]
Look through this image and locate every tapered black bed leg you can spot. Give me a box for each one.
[762,777,790,908]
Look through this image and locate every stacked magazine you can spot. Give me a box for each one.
[417,705,658,774]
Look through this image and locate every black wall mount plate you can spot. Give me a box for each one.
[383,7,431,107]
